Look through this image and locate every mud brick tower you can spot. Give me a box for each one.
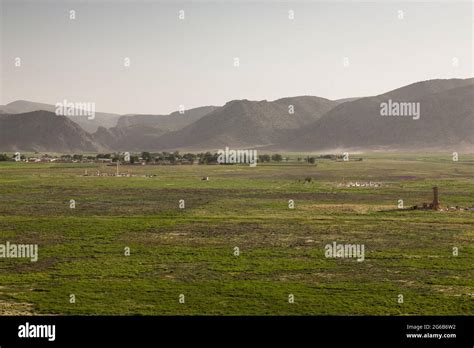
[432,186,440,210]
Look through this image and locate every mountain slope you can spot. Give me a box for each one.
[151,96,339,150]
[116,106,218,130]
[95,106,219,151]
[93,124,169,151]
[0,100,121,133]
[284,78,474,151]
[0,111,102,152]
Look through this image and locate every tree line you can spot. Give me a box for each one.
[0,152,330,164]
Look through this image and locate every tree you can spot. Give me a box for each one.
[183,153,196,162]
[166,153,176,164]
[199,152,218,164]
[96,153,111,159]
[271,154,283,162]
[155,152,165,163]
[141,152,152,163]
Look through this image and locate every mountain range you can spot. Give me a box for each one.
[1,78,472,153]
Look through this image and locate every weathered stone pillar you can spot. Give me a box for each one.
[432,186,440,210]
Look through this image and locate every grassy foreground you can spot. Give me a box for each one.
[0,153,473,315]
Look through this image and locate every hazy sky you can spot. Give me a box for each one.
[1,0,472,115]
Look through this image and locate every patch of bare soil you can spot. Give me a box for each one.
[0,299,36,315]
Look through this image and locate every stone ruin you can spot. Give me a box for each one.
[414,186,441,210]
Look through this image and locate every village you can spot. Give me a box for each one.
[0,152,349,165]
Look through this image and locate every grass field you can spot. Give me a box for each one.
[0,154,473,315]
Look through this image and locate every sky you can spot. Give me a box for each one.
[1,0,472,115]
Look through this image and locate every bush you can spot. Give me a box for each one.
[271,154,283,162]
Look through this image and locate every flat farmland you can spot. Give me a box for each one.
[0,154,473,315]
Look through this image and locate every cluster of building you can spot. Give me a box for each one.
[25,157,79,163]
[338,181,383,188]
[23,155,115,164]
[82,169,157,178]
